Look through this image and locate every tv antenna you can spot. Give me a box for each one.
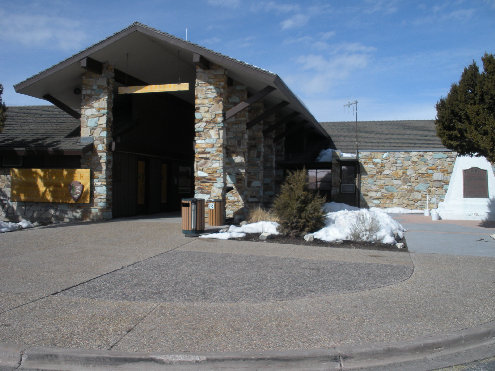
[344,100,360,207]
[344,100,358,157]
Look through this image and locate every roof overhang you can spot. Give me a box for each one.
[15,22,328,138]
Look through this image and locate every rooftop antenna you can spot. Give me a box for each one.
[344,100,358,157]
[344,100,360,207]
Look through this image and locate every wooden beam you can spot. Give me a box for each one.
[263,111,299,135]
[225,86,276,121]
[114,69,148,86]
[43,94,81,120]
[80,57,103,74]
[274,120,308,142]
[246,101,289,130]
[193,53,210,69]
[118,83,190,95]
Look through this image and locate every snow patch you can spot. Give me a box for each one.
[308,203,405,245]
[316,148,333,162]
[0,219,34,233]
[199,221,279,240]
[370,207,423,214]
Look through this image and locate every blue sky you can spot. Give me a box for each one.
[1,0,494,121]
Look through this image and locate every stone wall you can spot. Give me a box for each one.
[359,151,457,209]
[194,64,227,212]
[80,64,114,220]
[0,65,115,224]
[262,114,276,206]
[246,101,264,208]
[224,80,248,220]
[0,169,88,223]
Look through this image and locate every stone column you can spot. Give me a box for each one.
[262,114,276,206]
[80,65,114,220]
[194,64,227,203]
[246,101,264,209]
[224,81,248,221]
[274,121,286,195]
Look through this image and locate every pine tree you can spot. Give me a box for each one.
[436,53,495,162]
[272,169,326,237]
[0,84,6,133]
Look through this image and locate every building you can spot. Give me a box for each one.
[321,120,495,218]
[1,22,329,224]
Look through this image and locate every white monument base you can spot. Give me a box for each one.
[437,156,495,221]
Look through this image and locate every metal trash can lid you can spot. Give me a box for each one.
[182,198,199,203]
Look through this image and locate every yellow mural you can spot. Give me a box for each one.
[10,169,90,203]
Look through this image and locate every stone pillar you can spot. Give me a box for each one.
[246,101,264,209]
[194,64,227,203]
[262,114,276,206]
[80,65,114,220]
[274,121,286,195]
[224,81,248,220]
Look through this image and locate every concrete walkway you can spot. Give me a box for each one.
[0,214,494,369]
[394,214,495,257]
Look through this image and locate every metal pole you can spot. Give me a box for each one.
[344,100,360,207]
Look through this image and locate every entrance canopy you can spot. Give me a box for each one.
[14,22,328,138]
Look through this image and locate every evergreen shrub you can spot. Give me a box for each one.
[272,169,326,237]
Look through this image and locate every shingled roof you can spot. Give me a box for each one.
[320,120,449,152]
[0,106,91,154]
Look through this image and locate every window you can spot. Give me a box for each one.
[308,169,332,191]
[340,164,356,193]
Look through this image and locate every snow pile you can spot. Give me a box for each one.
[198,203,405,245]
[371,207,423,214]
[316,148,333,162]
[200,221,279,240]
[340,152,357,158]
[0,219,34,233]
[307,203,405,244]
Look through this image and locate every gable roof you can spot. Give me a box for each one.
[0,106,92,155]
[14,22,328,138]
[320,120,449,152]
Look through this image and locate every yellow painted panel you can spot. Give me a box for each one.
[118,83,189,95]
[11,169,90,203]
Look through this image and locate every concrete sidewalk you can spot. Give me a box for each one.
[394,214,495,257]
[0,214,494,369]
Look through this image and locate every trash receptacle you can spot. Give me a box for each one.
[207,199,225,226]
[181,198,205,236]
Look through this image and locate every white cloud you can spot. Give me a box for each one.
[411,3,476,25]
[294,53,370,94]
[207,0,241,8]
[320,31,336,40]
[202,36,222,45]
[281,13,310,30]
[251,1,299,13]
[287,41,376,95]
[363,0,399,14]
[0,10,86,51]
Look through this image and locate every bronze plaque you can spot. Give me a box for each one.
[463,167,488,198]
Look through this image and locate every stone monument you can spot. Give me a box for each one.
[437,156,495,220]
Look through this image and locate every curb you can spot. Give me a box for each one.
[1,321,494,370]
